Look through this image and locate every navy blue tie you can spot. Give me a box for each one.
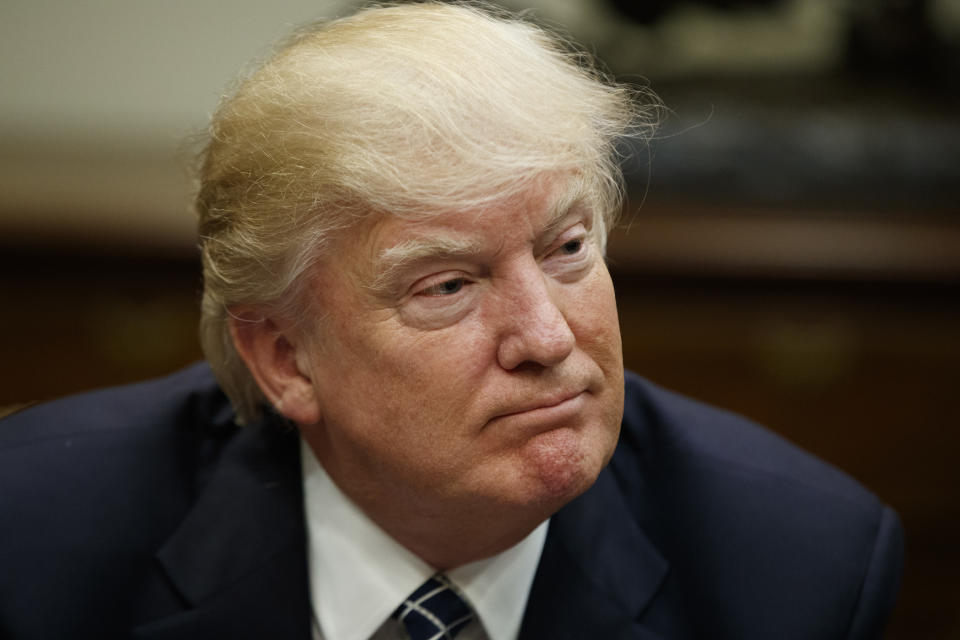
[393,574,475,640]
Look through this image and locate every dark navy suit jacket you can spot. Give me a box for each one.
[0,364,903,639]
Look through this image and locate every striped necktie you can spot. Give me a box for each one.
[393,574,476,640]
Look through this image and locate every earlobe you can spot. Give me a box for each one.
[228,310,322,426]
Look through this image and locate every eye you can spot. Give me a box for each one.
[418,278,466,297]
[402,274,476,329]
[541,224,594,281]
[557,238,584,256]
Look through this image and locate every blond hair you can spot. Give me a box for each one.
[196,1,659,424]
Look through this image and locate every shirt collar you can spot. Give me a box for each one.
[447,518,547,640]
[301,440,547,640]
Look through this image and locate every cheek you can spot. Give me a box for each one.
[572,268,624,445]
[571,267,622,359]
[391,327,494,425]
[326,318,494,434]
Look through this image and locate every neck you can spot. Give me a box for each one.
[377,506,547,571]
[330,471,553,570]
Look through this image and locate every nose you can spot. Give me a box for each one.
[496,264,576,370]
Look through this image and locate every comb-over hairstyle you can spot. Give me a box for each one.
[196,1,659,424]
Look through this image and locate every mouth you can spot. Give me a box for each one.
[495,389,586,419]
[487,389,590,437]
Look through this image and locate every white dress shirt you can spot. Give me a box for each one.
[301,442,548,640]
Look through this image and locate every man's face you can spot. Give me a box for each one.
[297,177,624,544]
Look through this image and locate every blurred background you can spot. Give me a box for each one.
[1,0,958,636]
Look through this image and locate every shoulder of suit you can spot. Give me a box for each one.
[0,362,236,452]
[615,369,882,516]
[0,363,248,555]
[603,375,903,638]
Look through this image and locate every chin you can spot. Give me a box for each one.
[519,425,611,504]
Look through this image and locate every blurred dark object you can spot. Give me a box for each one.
[607,0,783,25]
[846,0,959,86]
[625,76,960,213]
[606,0,960,213]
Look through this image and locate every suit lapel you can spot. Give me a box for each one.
[520,466,669,640]
[133,423,312,639]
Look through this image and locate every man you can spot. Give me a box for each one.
[0,3,902,639]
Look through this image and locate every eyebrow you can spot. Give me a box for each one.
[367,180,593,296]
[541,187,592,245]
[367,234,484,297]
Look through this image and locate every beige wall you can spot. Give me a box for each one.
[0,0,356,248]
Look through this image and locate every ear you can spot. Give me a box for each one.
[228,309,321,426]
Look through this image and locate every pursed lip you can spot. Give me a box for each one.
[492,388,587,421]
